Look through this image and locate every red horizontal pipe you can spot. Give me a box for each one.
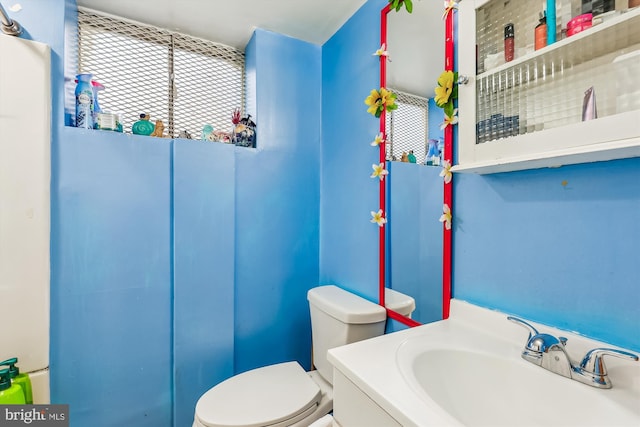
[386,308,422,328]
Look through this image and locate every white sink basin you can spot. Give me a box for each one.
[399,346,640,426]
[328,300,640,427]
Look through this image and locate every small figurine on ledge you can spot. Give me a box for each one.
[178,130,192,139]
[132,113,155,135]
[150,120,166,138]
[231,108,256,148]
[213,130,231,143]
[202,124,215,141]
[401,152,409,162]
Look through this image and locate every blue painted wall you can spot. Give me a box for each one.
[428,98,444,143]
[52,129,173,427]
[234,29,321,374]
[16,0,174,425]
[386,162,443,324]
[453,159,640,351]
[320,0,386,301]
[21,1,320,426]
[173,141,236,427]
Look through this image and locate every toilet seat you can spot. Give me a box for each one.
[194,362,322,427]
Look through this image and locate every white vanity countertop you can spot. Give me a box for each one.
[327,300,640,427]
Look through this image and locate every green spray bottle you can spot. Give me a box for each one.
[0,368,26,404]
[0,358,32,404]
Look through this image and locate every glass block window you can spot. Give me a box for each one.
[385,89,429,164]
[77,8,245,139]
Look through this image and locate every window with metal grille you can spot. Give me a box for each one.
[76,8,245,140]
[385,89,429,164]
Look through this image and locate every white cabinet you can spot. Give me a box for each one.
[455,1,640,173]
[332,370,402,427]
[0,36,51,403]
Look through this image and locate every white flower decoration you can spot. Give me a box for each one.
[370,163,389,181]
[373,43,389,57]
[440,108,459,130]
[439,204,452,230]
[371,133,385,147]
[370,209,387,227]
[442,0,458,19]
[440,160,452,184]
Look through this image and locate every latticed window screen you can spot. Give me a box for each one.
[385,89,429,164]
[77,8,245,139]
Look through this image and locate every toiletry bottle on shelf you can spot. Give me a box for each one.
[91,80,105,125]
[535,11,548,50]
[504,23,515,62]
[64,76,76,126]
[75,73,94,129]
[1,358,32,404]
[547,0,557,44]
[0,369,26,404]
[426,139,438,165]
[582,86,597,121]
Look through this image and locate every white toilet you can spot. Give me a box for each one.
[192,285,415,427]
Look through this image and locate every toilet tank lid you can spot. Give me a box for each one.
[385,288,416,316]
[307,285,386,324]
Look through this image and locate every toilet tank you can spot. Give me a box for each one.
[385,288,416,318]
[307,285,386,384]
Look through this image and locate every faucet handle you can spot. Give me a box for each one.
[507,316,539,341]
[579,348,639,377]
[527,333,566,352]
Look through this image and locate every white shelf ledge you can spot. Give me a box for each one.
[453,110,640,174]
[452,137,640,174]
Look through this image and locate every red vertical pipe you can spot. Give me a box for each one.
[378,5,391,308]
[442,9,455,319]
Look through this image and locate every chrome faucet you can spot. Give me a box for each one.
[507,316,638,389]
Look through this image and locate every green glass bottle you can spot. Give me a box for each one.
[132,113,155,135]
[407,150,417,163]
[0,368,25,404]
[1,358,32,404]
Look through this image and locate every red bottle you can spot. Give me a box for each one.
[535,12,547,51]
[504,23,515,62]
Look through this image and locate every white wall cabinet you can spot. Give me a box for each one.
[455,1,640,174]
[0,36,51,402]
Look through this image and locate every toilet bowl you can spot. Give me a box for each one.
[193,362,332,427]
[193,285,413,427]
